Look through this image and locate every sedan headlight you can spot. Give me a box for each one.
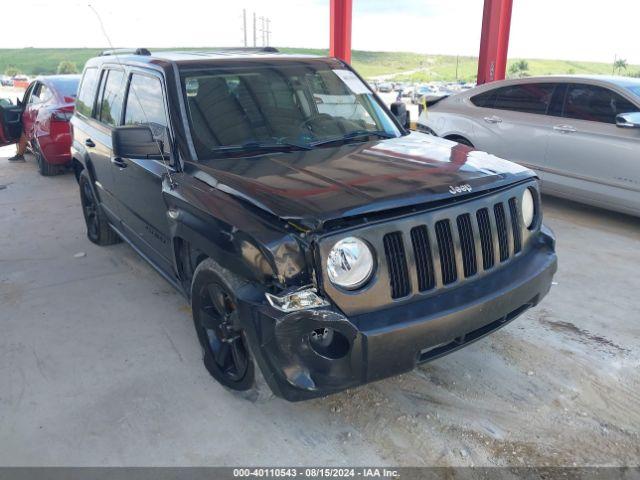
[327,237,375,290]
[522,188,536,229]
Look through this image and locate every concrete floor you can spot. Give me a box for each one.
[1,145,639,467]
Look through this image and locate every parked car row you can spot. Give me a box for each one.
[417,76,640,217]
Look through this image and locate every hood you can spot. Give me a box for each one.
[189,132,535,229]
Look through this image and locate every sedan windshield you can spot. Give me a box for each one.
[181,61,401,159]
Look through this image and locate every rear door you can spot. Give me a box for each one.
[82,67,126,222]
[469,83,557,167]
[544,83,640,207]
[111,70,174,269]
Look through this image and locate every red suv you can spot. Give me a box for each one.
[0,74,80,175]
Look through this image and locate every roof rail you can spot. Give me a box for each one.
[100,48,151,56]
[206,47,279,53]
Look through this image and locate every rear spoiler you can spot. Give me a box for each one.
[418,94,451,114]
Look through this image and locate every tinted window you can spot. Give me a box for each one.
[124,74,169,151]
[492,84,555,114]
[76,68,99,117]
[470,90,497,108]
[565,84,640,124]
[97,69,125,126]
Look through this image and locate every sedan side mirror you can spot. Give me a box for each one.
[112,125,162,158]
[616,112,640,129]
[390,101,411,129]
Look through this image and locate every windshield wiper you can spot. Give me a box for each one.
[309,130,396,147]
[212,140,312,154]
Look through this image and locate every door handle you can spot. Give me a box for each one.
[483,115,503,124]
[111,157,128,169]
[85,138,96,147]
[553,125,577,133]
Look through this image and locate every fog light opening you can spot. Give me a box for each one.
[308,328,350,359]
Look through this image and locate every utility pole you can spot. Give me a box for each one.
[260,16,266,47]
[455,55,459,81]
[253,12,257,47]
[242,9,247,47]
[266,18,271,46]
[612,54,617,75]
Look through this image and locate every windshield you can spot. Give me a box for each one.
[181,61,401,158]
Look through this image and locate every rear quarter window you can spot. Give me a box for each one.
[76,68,99,117]
[470,90,497,108]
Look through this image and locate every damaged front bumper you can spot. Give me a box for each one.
[237,227,557,402]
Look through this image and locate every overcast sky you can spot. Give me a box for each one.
[2,0,639,64]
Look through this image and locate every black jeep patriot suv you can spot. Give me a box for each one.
[71,47,557,401]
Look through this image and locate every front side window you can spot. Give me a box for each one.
[97,69,125,127]
[76,68,99,117]
[565,84,639,124]
[124,74,169,152]
[181,62,400,159]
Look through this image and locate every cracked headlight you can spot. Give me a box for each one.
[327,237,375,290]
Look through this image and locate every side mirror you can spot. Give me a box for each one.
[112,125,162,158]
[390,101,410,129]
[616,112,640,129]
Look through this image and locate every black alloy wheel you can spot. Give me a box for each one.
[80,177,100,241]
[78,174,120,245]
[194,281,252,388]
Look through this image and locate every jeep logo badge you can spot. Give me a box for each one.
[449,184,472,195]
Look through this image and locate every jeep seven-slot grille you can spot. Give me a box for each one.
[410,226,435,291]
[435,220,457,285]
[382,197,523,299]
[383,232,411,299]
[508,198,522,254]
[494,203,510,262]
[476,208,495,270]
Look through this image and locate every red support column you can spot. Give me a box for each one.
[330,0,353,64]
[477,0,513,84]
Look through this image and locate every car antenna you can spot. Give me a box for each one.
[87,3,177,190]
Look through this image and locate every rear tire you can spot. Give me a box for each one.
[191,258,273,402]
[79,173,120,246]
[33,141,59,176]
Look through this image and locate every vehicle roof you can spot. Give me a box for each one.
[479,74,640,88]
[36,74,82,83]
[85,48,324,70]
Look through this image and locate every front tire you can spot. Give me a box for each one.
[78,173,120,245]
[191,258,272,401]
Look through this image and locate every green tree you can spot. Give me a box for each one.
[508,60,529,77]
[4,66,20,77]
[56,61,79,74]
[613,59,628,75]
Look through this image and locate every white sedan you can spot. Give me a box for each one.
[418,75,640,216]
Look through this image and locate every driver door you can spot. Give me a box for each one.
[0,98,23,147]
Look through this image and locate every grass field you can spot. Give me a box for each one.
[1,47,639,82]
